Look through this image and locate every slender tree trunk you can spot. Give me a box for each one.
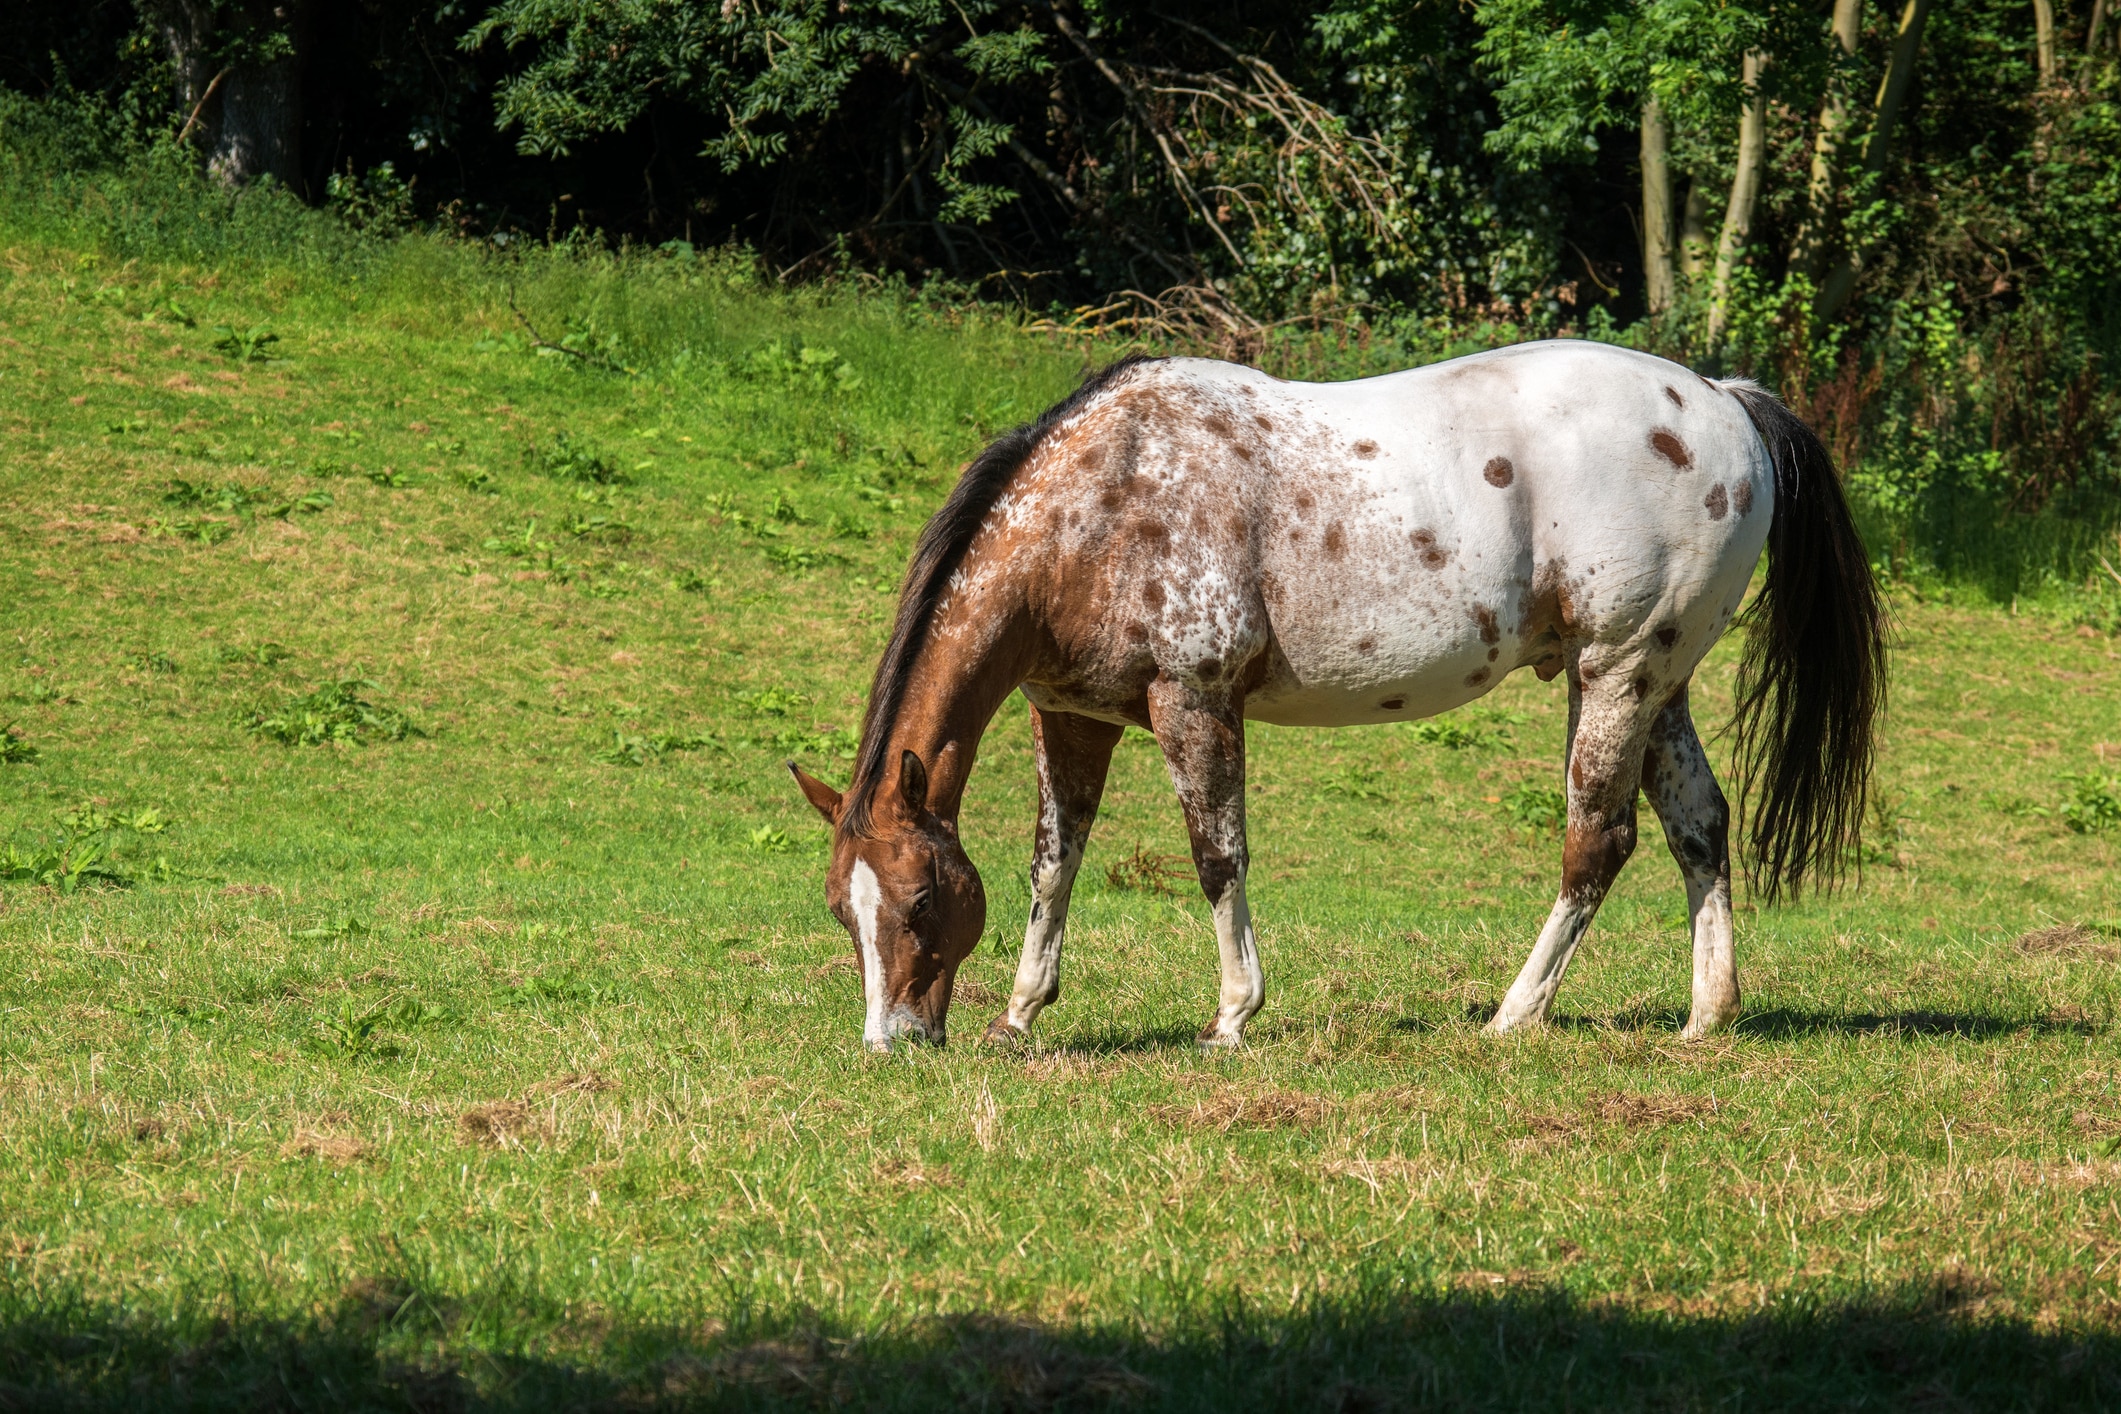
[1680,178,1711,278]
[1789,0,1865,285]
[1706,50,1769,348]
[2033,0,2057,83]
[1816,0,1933,323]
[1640,95,1677,315]
[154,0,313,192]
[2091,0,2110,54]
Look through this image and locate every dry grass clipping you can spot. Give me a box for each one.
[281,1129,373,1166]
[457,1100,543,1148]
[874,1157,957,1189]
[2014,925,2119,961]
[1151,1084,1337,1132]
[1519,1091,1718,1143]
[535,1070,615,1096]
[1104,845,1191,897]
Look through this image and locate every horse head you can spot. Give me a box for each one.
[790,750,986,1050]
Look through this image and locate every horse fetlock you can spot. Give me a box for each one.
[1483,1008,1544,1037]
[1681,991,1741,1039]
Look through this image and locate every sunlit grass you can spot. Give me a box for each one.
[0,227,2116,1408]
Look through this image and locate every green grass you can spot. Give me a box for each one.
[1,224,2118,1411]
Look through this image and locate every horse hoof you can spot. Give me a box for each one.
[983,1015,1027,1046]
[1196,1021,1244,1050]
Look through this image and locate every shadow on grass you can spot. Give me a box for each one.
[4,1276,2115,1412]
[1041,1023,1208,1055]
[1732,1008,2101,1040]
[1405,1007,2100,1040]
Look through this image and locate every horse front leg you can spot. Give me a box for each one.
[1640,686,1741,1038]
[1489,677,1653,1034]
[985,705,1123,1043]
[1146,678,1263,1048]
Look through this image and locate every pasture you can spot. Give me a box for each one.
[1,233,2118,1410]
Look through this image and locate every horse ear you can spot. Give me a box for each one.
[787,761,843,824]
[897,749,929,815]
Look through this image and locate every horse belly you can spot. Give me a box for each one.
[1245,619,1510,727]
[1247,505,1528,729]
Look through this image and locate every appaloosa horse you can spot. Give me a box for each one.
[789,341,1884,1051]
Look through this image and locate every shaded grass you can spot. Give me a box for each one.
[0,208,2117,1409]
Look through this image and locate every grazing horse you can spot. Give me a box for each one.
[789,341,1884,1051]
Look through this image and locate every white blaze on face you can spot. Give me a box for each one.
[849,857,890,1049]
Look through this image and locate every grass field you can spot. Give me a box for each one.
[1,224,2119,1410]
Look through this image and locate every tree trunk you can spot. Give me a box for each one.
[1706,50,1769,348]
[155,0,312,192]
[2092,0,2110,54]
[210,45,305,190]
[1640,95,1677,315]
[1788,0,1865,285]
[1680,178,1711,278]
[2033,0,2057,83]
[1816,0,1933,323]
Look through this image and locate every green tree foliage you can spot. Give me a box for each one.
[2,0,2118,589]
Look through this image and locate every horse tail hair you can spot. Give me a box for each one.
[1721,379,1887,902]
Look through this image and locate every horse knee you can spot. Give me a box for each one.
[1192,851,1244,905]
[1659,790,1730,880]
[1562,808,1637,901]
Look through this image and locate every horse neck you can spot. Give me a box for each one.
[886,585,1033,823]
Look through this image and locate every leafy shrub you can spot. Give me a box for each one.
[245,680,418,746]
[528,431,626,485]
[2063,772,2121,833]
[1410,719,1493,750]
[0,835,127,892]
[0,723,38,764]
[1501,782,1567,834]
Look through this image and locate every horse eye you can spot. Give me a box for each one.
[908,889,932,918]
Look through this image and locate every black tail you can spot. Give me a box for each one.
[1722,380,1887,901]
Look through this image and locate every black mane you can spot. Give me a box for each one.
[840,353,1159,836]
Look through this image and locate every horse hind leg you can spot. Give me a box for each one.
[1488,678,1653,1034]
[1640,686,1741,1038]
[986,705,1123,1043]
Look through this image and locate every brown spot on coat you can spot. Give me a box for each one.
[1655,625,1678,649]
[1380,696,1405,710]
[1648,430,1693,469]
[1143,581,1166,608]
[1254,414,1274,431]
[1099,489,1122,511]
[1323,523,1347,557]
[1352,439,1379,459]
[1732,480,1754,516]
[1465,668,1490,687]
[1483,456,1515,488]
[1294,491,1315,511]
[1472,604,1501,645]
[1487,647,1499,661]
[1703,483,1728,520]
[1204,414,1234,439]
[1126,622,1150,643]
[1197,658,1221,679]
[1663,385,1685,408]
[1355,636,1377,655]
[1411,528,1447,571]
[1632,675,1651,700]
